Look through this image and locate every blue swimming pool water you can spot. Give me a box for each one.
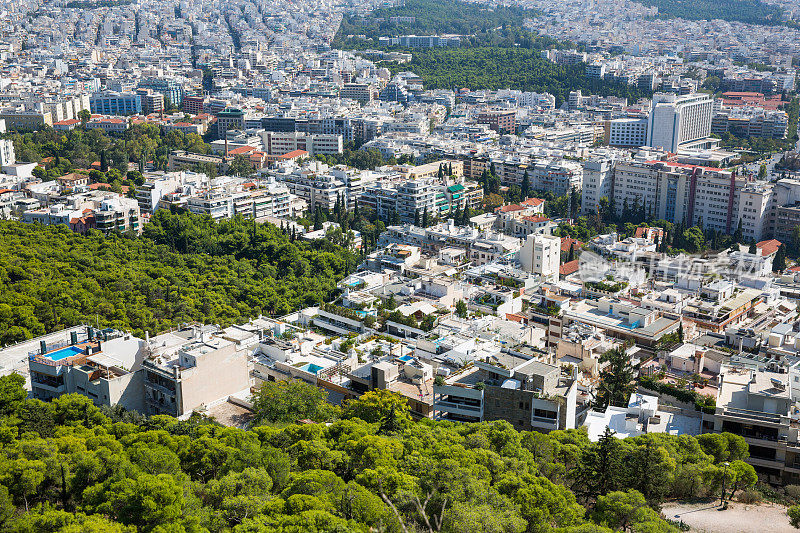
[300,363,324,374]
[45,346,84,361]
[398,355,413,362]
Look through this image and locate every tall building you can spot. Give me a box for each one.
[646,93,714,152]
[612,160,771,241]
[581,158,615,215]
[606,117,648,147]
[136,88,164,115]
[340,83,374,104]
[474,109,516,134]
[518,234,561,282]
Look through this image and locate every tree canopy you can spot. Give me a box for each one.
[0,373,764,532]
[0,212,358,345]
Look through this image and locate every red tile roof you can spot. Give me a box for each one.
[496,204,524,213]
[522,215,550,223]
[560,237,583,252]
[560,259,579,276]
[227,145,256,156]
[277,149,309,159]
[521,197,544,207]
[756,239,782,256]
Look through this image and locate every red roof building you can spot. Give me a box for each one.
[559,259,580,276]
[756,239,782,257]
[560,237,584,252]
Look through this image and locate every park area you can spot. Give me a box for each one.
[662,500,795,532]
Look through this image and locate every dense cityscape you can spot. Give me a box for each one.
[2,0,800,530]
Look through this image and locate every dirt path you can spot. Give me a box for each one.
[661,501,794,533]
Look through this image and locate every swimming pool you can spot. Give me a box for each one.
[398,355,413,362]
[45,346,84,361]
[299,363,324,374]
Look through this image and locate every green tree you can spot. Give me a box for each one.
[455,299,468,318]
[727,460,757,499]
[82,473,184,530]
[0,373,26,424]
[251,380,336,425]
[789,505,800,529]
[592,490,675,532]
[578,427,624,500]
[597,347,635,408]
[774,244,787,272]
[229,154,254,177]
[343,389,411,429]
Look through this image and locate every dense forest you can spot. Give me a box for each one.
[378,48,648,107]
[0,212,360,346]
[636,0,784,25]
[0,374,773,532]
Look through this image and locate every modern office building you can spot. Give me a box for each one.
[646,93,715,152]
[89,91,142,115]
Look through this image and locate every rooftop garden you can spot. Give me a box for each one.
[321,302,365,322]
[585,279,628,294]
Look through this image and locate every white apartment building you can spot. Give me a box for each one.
[260,131,343,156]
[581,158,615,215]
[607,117,648,147]
[187,192,235,220]
[529,159,583,196]
[646,93,714,152]
[0,138,15,167]
[518,234,561,282]
[612,160,771,241]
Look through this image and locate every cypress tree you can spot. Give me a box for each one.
[774,244,786,272]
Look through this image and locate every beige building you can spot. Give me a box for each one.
[143,325,253,417]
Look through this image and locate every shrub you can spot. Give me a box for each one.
[739,489,761,504]
[786,485,800,502]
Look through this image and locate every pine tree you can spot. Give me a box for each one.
[748,240,757,254]
[100,150,108,173]
[567,242,575,262]
[453,205,461,225]
[422,206,430,228]
[414,209,421,227]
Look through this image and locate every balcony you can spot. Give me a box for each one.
[720,406,786,426]
[144,380,176,397]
